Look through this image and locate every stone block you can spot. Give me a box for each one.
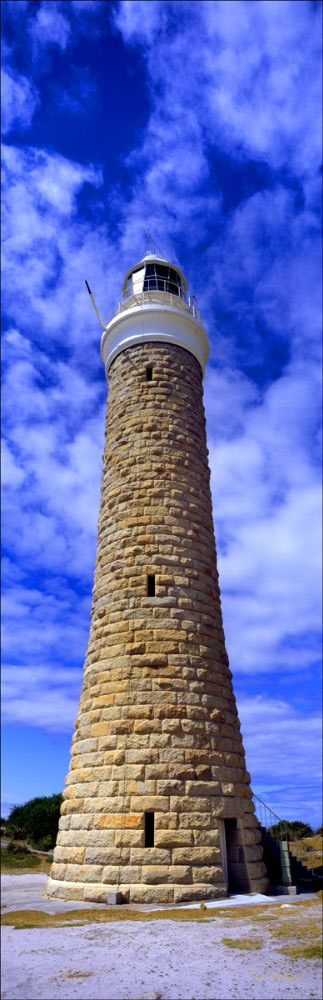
[71,738,98,756]
[243,845,263,862]
[102,866,141,884]
[185,781,220,797]
[115,829,144,847]
[130,848,171,866]
[84,847,130,865]
[171,796,211,813]
[168,765,196,781]
[245,860,266,877]
[83,796,129,814]
[179,812,211,829]
[69,814,93,831]
[141,865,191,884]
[95,813,143,829]
[134,721,161,734]
[90,723,109,736]
[155,830,193,848]
[131,795,169,812]
[173,884,225,903]
[221,782,236,796]
[107,892,124,905]
[61,799,84,814]
[65,864,103,883]
[47,878,84,902]
[53,847,85,864]
[83,886,119,903]
[157,780,185,796]
[130,884,174,904]
[240,828,262,846]
[154,811,178,829]
[193,830,220,847]
[173,847,220,866]
[131,655,168,668]
[191,866,223,883]
[50,863,67,880]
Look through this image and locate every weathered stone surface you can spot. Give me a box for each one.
[84,848,130,865]
[243,845,264,862]
[185,781,220,797]
[47,877,84,901]
[53,847,85,864]
[131,795,170,812]
[129,885,174,904]
[95,813,143,829]
[172,847,220,866]
[178,813,211,829]
[130,848,171,866]
[173,884,226,903]
[101,866,141,884]
[191,866,223,883]
[155,829,193,848]
[47,341,267,904]
[141,865,191,884]
[155,812,178,829]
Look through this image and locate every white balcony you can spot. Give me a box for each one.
[115,279,201,324]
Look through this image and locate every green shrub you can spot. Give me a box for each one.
[6,794,62,849]
[271,820,313,841]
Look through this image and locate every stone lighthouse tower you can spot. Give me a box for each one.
[47,253,268,904]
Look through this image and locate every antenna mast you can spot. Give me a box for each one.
[85,280,105,330]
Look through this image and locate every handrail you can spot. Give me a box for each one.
[115,287,201,323]
[252,792,285,838]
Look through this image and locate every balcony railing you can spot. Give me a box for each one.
[115,278,201,322]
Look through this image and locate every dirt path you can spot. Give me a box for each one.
[1,876,321,999]
[2,915,321,999]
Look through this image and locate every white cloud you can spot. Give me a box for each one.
[1,440,25,489]
[204,359,321,675]
[1,68,39,134]
[238,693,322,827]
[115,0,322,178]
[2,663,81,732]
[30,2,71,52]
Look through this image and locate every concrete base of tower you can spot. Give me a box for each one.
[46,876,227,905]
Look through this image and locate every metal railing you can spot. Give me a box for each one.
[252,792,284,838]
[116,279,201,322]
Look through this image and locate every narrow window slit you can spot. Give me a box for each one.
[147,574,155,596]
[146,366,153,381]
[145,812,154,847]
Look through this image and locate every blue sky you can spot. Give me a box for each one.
[2,0,322,828]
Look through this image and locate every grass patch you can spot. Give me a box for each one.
[1,906,213,930]
[271,918,322,940]
[61,971,93,979]
[211,904,274,920]
[1,849,41,869]
[277,942,322,960]
[222,937,263,950]
[1,848,51,875]
[289,835,323,871]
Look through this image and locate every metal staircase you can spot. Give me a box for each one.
[252,793,322,894]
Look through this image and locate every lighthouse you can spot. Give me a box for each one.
[47,253,268,904]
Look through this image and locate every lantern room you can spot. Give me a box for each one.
[122,253,188,301]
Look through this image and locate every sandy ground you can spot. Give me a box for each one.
[1,877,322,1000]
